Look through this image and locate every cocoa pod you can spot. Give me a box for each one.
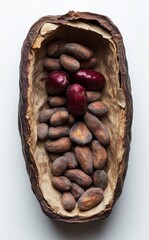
[64,169,92,187]
[61,192,76,211]
[92,140,108,169]
[45,137,71,153]
[75,146,93,174]
[69,121,92,145]
[71,183,84,200]
[84,112,110,145]
[52,176,71,191]
[19,11,132,223]
[64,43,93,61]
[78,188,104,211]
[51,156,67,176]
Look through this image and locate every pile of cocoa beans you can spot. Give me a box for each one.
[37,40,110,211]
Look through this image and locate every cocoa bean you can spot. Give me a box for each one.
[78,188,104,211]
[49,126,69,138]
[64,169,92,187]
[43,58,62,71]
[64,43,93,61]
[51,156,67,176]
[88,101,109,117]
[52,176,71,191]
[50,110,69,126]
[71,183,84,200]
[47,40,66,58]
[92,140,108,169]
[49,153,61,162]
[93,170,108,190]
[37,123,49,140]
[61,192,76,211]
[84,112,110,145]
[38,109,56,122]
[60,54,80,72]
[64,152,78,169]
[45,137,71,153]
[67,114,75,125]
[75,146,93,174]
[69,121,92,145]
[49,96,66,107]
[86,91,101,103]
[80,57,97,69]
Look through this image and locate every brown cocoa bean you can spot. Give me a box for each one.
[51,156,67,176]
[80,57,97,69]
[61,192,76,211]
[86,91,101,103]
[67,114,75,125]
[71,183,84,200]
[64,43,93,61]
[43,58,62,71]
[64,152,78,169]
[47,40,66,58]
[49,96,66,107]
[49,153,61,162]
[52,176,71,191]
[69,121,92,145]
[38,109,56,122]
[49,126,69,138]
[93,170,108,190]
[84,112,110,145]
[37,123,49,140]
[60,54,80,72]
[75,146,93,174]
[78,188,104,211]
[45,137,71,153]
[64,169,92,187]
[50,110,69,126]
[88,101,109,117]
[92,140,108,169]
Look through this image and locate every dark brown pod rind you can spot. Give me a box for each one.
[19,11,132,223]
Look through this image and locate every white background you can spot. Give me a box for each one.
[0,1,149,239]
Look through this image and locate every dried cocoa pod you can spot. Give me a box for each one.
[51,156,67,176]
[78,188,104,211]
[75,146,93,174]
[64,169,92,187]
[61,192,76,211]
[52,176,71,191]
[71,183,84,200]
[84,112,110,145]
[45,137,71,153]
[19,11,132,223]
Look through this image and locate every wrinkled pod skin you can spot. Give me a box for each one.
[19,11,132,223]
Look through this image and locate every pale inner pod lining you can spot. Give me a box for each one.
[27,20,126,218]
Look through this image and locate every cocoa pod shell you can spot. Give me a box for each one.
[19,11,132,223]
